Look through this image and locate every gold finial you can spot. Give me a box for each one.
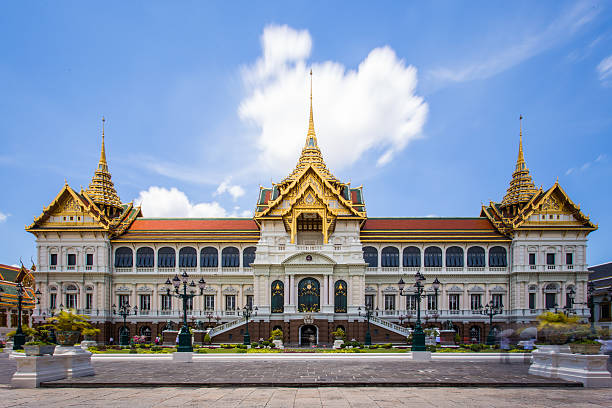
[64,178,68,185]
[99,116,107,168]
[306,69,318,148]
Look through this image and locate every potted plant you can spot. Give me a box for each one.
[82,327,100,342]
[23,329,56,356]
[269,329,283,341]
[44,310,93,346]
[535,311,578,352]
[331,328,346,341]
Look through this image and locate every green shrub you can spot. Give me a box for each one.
[203,333,212,345]
[270,328,283,341]
[129,348,138,354]
[197,348,208,353]
[251,342,259,348]
[382,343,392,349]
[237,348,247,353]
[426,345,437,352]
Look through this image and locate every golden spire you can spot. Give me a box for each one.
[282,70,337,183]
[306,69,318,148]
[99,116,108,171]
[500,115,538,213]
[85,117,122,216]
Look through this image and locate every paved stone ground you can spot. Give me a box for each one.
[1,386,612,407]
[0,357,577,387]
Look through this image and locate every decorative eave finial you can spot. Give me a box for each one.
[517,114,525,171]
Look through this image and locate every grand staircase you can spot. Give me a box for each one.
[208,318,245,338]
[368,315,412,337]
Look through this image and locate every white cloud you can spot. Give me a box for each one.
[428,1,600,86]
[0,211,8,223]
[239,24,428,175]
[214,178,246,201]
[565,153,606,176]
[597,55,612,86]
[134,187,250,218]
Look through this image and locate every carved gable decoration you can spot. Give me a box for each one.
[446,285,463,293]
[365,286,377,293]
[383,286,398,293]
[282,252,336,266]
[468,285,485,293]
[489,285,506,293]
[202,286,217,294]
[115,286,131,293]
[541,194,563,212]
[244,287,254,294]
[137,286,152,293]
[223,286,237,294]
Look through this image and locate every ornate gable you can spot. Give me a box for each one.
[26,183,113,231]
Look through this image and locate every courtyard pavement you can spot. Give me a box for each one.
[1,355,577,387]
[1,386,612,407]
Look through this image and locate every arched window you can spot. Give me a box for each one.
[158,247,176,268]
[469,326,481,343]
[200,247,218,267]
[271,280,284,313]
[467,246,485,267]
[136,247,154,267]
[446,246,464,267]
[403,246,421,267]
[362,246,378,267]
[489,246,507,267]
[139,326,152,342]
[243,247,256,267]
[298,278,320,312]
[424,246,442,267]
[381,247,399,267]
[114,247,133,267]
[221,247,239,267]
[179,247,197,267]
[334,280,348,313]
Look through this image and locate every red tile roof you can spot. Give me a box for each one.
[362,218,497,231]
[128,219,259,231]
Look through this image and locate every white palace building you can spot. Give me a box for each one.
[27,93,597,345]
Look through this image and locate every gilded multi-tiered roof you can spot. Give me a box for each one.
[500,119,538,209]
[85,118,123,212]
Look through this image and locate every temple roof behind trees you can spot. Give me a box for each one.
[588,262,612,295]
[0,264,36,309]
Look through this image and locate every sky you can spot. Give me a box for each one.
[0,1,611,265]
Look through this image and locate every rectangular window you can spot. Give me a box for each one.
[365,294,375,310]
[405,295,417,311]
[246,295,254,309]
[528,253,536,265]
[50,293,57,309]
[140,295,151,311]
[470,294,481,310]
[384,294,396,311]
[545,293,556,309]
[204,295,215,311]
[225,295,236,311]
[529,293,536,310]
[65,294,77,309]
[50,254,58,266]
[86,254,94,266]
[161,295,172,311]
[566,253,573,265]
[118,294,130,307]
[67,254,76,266]
[492,294,503,308]
[427,294,438,311]
[186,297,193,311]
[448,294,460,311]
[546,253,555,265]
[85,293,93,310]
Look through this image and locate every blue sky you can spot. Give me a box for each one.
[1,1,611,265]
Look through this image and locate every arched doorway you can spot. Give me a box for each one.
[139,326,152,342]
[298,278,320,312]
[469,326,481,343]
[300,325,318,346]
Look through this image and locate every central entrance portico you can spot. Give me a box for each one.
[300,324,318,346]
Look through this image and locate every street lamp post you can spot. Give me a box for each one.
[164,272,206,352]
[113,303,137,346]
[238,305,258,345]
[399,273,440,351]
[479,300,503,345]
[11,282,27,350]
[358,305,378,345]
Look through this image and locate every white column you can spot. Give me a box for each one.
[290,275,296,306]
[322,276,328,306]
[328,276,333,306]
[284,275,290,307]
